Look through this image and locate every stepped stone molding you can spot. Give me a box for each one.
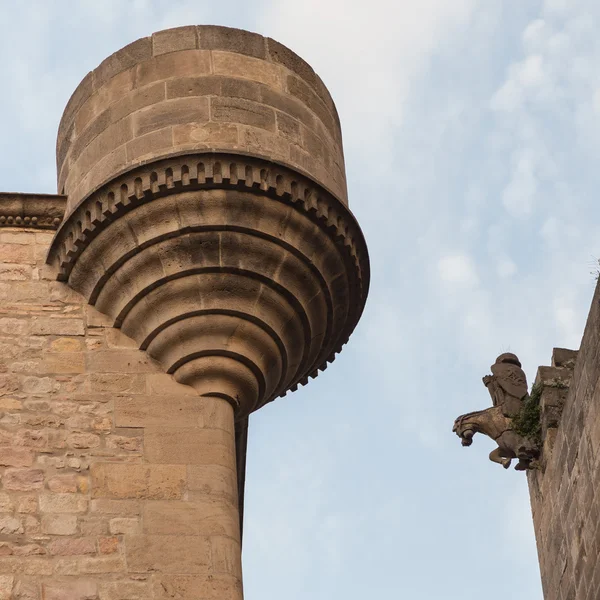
[0,192,66,228]
[47,151,369,418]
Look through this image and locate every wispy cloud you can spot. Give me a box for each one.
[3,2,599,599]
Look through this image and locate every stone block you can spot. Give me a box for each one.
[42,514,78,536]
[239,126,289,161]
[552,348,578,368]
[220,77,263,102]
[172,122,238,146]
[0,576,12,600]
[110,81,166,124]
[0,515,23,534]
[47,537,96,556]
[0,317,29,336]
[0,374,19,396]
[213,51,282,89]
[125,127,173,164]
[135,50,211,88]
[39,494,88,514]
[115,394,231,430]
[75,118,134,177]
[2,469,44,491]
[267,37,317,87]
[211,97,276,131]
[153,26,198,56]
[276,111,301,144]
[71,107,112,160]
[288,74,337,136]
[166,76,221,99]
[260,87,315,131]
[42,580,97,600]
[43,353,86,374]
[30,317,84,336]
[108,517,140,535]
[89,373,145,394]
[77,555,126,574]
[98,580,152,600]
[152,574,242,600]
[143,500,239,538]
[126,535,211,573]
[16,495,38,514]
[90,463,186,499]
[198,25,266,59]
[85,350,156,373]
[95,38,152,89]
[98,536,119,554]
[66,433,101,449]
[187,465,237,504]
[134,97,209,137]
[211,536,242,577]
[145,373,196,396]
[0,264,31,280]
[50,338,84,352]
[0,447,34,467]
[104,328,137,349]
[90,499,140,516]
[105,434,142,453]
[0,243,34,264]
[144,427,235,466]
[21,376,58,394]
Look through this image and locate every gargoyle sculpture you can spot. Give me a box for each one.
[453,353,539,471]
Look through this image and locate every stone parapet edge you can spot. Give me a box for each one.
[58,25,340,149]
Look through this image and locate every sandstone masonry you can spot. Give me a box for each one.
[0,26,370,599]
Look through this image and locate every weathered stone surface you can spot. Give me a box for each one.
[3,469,44,491]
[39,494,88,514]
[126,535,212,573]
[42,580,97,600]
[90,464,186,499]
[153,574,242,600]
[527,290,600,600]
[1,24,368,600]
[42,514,78,536]
[0,576,12,600]
[143,500,239,538]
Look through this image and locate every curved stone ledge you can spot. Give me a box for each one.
[49,152,365,284]
[0,193,66,229]
[47,152,369,418]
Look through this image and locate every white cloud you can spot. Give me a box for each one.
[438,254,479,285]
[497,257,517,278]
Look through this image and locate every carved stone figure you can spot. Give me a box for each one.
[453,353,539,470]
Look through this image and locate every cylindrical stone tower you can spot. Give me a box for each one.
[47,25,369,597]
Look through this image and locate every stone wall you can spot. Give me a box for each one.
[57,25,346,212]
[528,281,600,600]
[0,226,242,599]
[0,25,370,599]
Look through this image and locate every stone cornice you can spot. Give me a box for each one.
[0,192,66,228]
[48,151,368,288]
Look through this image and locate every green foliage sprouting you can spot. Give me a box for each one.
[513,383,542,445]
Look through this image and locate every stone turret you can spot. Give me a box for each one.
[34,25,369,597]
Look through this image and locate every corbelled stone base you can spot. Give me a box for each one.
[48,152,367,419]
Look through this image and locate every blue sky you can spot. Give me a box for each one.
[1,1,599,598]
